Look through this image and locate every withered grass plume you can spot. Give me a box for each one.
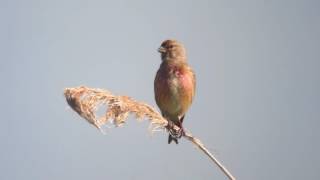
[64,86,236,180]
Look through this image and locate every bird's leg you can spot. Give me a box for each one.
[166,120,174,131]
[176,116,185,138]
[166,120,177,136]
[177,122,185,138]
[165,118,186,139]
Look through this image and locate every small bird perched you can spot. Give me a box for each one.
[154,40,196,144]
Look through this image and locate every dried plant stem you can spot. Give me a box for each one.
[183,131,235,180]
[64,86,235,180]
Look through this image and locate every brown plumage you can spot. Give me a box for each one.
[154,40,196,144]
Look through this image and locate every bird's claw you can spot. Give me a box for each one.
[166,121,185,139]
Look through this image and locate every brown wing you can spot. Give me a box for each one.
[183,65,196,102]
[178,64,196,114]
[154,68,170,115]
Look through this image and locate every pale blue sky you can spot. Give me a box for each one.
[1,0,320,179]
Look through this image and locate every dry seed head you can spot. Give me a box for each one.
[64,86,169,132]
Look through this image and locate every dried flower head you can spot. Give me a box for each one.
[64,86,170,133]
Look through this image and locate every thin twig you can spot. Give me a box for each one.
[183,131,236,180]
[64,86,236,180]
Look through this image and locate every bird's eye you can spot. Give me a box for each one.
[168,45,174,48]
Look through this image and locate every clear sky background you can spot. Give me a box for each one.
[1,0,319,180]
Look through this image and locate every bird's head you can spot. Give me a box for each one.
[158,40,187,61]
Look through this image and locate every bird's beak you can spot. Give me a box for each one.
[158,46,166,53]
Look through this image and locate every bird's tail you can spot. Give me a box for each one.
[168,134,179,144]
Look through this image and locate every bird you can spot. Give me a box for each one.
[154,39,196,144]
